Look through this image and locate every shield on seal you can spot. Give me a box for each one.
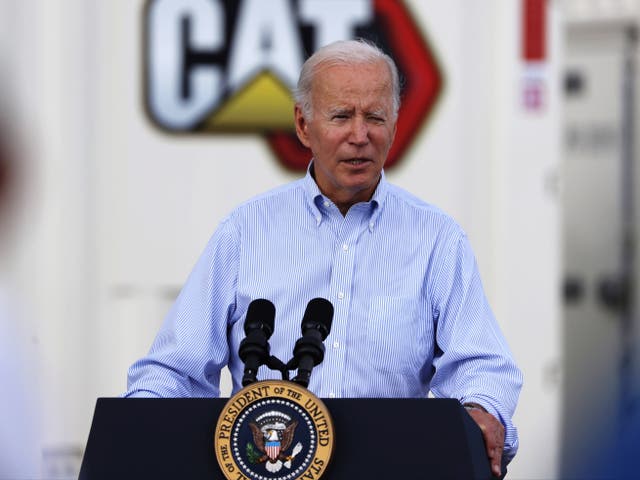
[265,437,281,461]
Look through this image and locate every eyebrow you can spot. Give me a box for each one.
[366,108,387,118]
[326,107,388,117]
[327,107,353,116]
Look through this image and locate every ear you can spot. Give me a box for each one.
[382,119,398,168]
[294,104,311,148]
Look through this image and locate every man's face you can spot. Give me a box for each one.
[295,61,397,212]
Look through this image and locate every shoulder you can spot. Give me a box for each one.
[383,183,466,241]
[228,178,306,218]
[215,178,308,236]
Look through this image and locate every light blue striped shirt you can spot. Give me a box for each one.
[126,167,522,460]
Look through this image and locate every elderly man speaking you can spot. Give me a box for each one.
[126,40,522,477]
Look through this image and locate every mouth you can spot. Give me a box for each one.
[342,158,371,166]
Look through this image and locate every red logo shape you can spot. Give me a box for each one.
[267,0,443,171]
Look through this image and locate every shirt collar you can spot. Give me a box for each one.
[302,160,388,230]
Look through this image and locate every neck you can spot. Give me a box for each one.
[331,181,380,216]
[336,201,352,216]
[309,163,381,215]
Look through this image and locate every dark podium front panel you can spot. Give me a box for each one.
[79,397,495,479]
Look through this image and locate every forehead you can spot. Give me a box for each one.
[310,62,393,110]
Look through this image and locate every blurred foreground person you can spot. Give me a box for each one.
[126,40,522,477]
[0,121,41,479]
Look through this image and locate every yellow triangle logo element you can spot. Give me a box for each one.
[203,71,295,132]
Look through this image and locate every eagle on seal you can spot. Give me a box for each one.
[249,420,298,463]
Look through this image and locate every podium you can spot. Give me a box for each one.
[79,397,497,479]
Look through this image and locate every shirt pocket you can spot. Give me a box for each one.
[366,296,425,374]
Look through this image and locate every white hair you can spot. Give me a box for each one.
[294,39,401,120]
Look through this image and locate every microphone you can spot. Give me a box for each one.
[290,298,334,387]
[239,299,276,386]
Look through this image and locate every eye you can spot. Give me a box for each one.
[367,115,386,124]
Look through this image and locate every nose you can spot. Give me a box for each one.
[349,117,369,146]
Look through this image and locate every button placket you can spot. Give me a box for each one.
[320,210,368,397]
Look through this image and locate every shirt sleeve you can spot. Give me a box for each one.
[428,231,523,463]
[124,217,240,398]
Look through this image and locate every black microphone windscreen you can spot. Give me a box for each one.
[244,299,276,337]
[301,298,334,339]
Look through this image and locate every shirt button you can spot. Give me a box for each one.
[323,200,330,208]
[333,341,340,349]
[329,392,336,398]
[342,243,349,251]
[337,292,345,300]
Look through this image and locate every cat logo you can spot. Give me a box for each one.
[144,0,443,170]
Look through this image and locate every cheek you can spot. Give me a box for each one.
[310,125,331,143]
[320,125,343,140]
[371,132,393,152]
[316,131,344,152]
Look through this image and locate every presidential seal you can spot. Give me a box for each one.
[214,380,334,480]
